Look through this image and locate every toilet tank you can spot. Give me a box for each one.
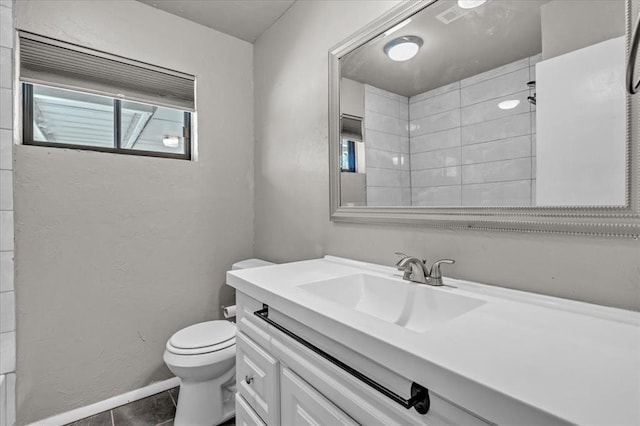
[231,258,274,270]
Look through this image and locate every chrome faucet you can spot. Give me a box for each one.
[395,253,455,286]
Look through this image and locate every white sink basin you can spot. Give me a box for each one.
[300,273,486,332]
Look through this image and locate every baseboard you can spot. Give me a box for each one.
[28,376,181,426]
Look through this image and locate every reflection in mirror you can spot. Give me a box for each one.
[339,0,626,208]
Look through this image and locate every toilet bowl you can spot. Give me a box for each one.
[164,321,237,426]
[164,259,273,426]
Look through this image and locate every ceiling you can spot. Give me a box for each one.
[137,0,296,43]
[341,0,549,97]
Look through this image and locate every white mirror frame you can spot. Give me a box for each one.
[329,0,640,238]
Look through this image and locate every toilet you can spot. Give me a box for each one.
[163,259,274,426]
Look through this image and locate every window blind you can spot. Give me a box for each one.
[19,31,195,111]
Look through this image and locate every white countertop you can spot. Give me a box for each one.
[227,256,640,425]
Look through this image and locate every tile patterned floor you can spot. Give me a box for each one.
[65,387,235,426]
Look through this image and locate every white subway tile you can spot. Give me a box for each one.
[0,47,11,90]
[532,156,537,179]
[460,90,531,126]
[366,167,404,187]
[0,211,13,251]
[399,101,408,121]
[0,331,15,374]
[462,135,531,165]
[364,129,400,152]
[365,111,404,136]
[0,170,11,210]
[462,180,532,206]
[365,91,401,118]
[400,137,409,155]
[0,252,13,293]
[0,291,14,333]
[461,113,530,145]
[462,157,531,184]
[412,147,461,170]
[411,108,460,136]
[410,128,460,153]
[400,188,411,206]
[410,89,459,120]
[412,166,461,188]
[410,81,460,103]
[461,57,529,88]
[366,148,409,170]
[0,129,10,170]
[532,179,537,205]
[0,7,11,49]
[412,185,461,206]
[365,84,406,103]
[461,68,530,107]
[366,186,403,206]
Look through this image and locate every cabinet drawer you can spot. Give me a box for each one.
[236,331,279,425]
[281,367,358,426]
[236,394,267,426]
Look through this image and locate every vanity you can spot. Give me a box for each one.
[227,256,640,426]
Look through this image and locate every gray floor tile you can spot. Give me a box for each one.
[168,387,179,406]
[112,391,175,426]
[65,410,112,426]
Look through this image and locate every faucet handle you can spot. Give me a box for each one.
[430,259,455,279]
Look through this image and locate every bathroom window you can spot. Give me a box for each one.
[19,31,195,160]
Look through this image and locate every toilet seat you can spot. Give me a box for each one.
[166,321,236,356]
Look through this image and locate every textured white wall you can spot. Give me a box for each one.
[14,1,254,423]
[253,1,640,311]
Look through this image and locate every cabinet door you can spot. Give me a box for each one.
[281,367,358,426]
[236,394,267,426]
[237,332,280,425]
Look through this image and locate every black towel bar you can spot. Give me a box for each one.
[253,304,430,415]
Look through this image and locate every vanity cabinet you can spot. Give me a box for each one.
[234,292,490,426]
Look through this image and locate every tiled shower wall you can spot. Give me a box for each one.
[0,1,15,425]
[363,85,410,206]
[409,55,539,206]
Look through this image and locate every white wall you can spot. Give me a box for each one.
[253,0,640,314]
[14,1,254,423]
[536,37,626,206]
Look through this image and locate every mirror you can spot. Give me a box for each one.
[336,0,627,208]
[329,0,640,236]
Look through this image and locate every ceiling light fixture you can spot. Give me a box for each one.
[498,99,520,110]
[384,36,423,62]
[384,18,412,37]
[457,0,487,9]
[162,135,180,148]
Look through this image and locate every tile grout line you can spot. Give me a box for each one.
[168,389,176,407]
[110,409,115,426]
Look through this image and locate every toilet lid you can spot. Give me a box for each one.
[169,321,236,350]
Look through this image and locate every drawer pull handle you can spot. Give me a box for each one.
[254,305,430,415]
[245,375,254,385]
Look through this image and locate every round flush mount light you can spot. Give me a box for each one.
[384,36,423,62]
[498,99,520,110]
[162,135,180,147]
[458,0,487,9]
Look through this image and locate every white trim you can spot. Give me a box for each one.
[27,377,180,426]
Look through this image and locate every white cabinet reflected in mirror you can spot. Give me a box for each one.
[337,0,627,208]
